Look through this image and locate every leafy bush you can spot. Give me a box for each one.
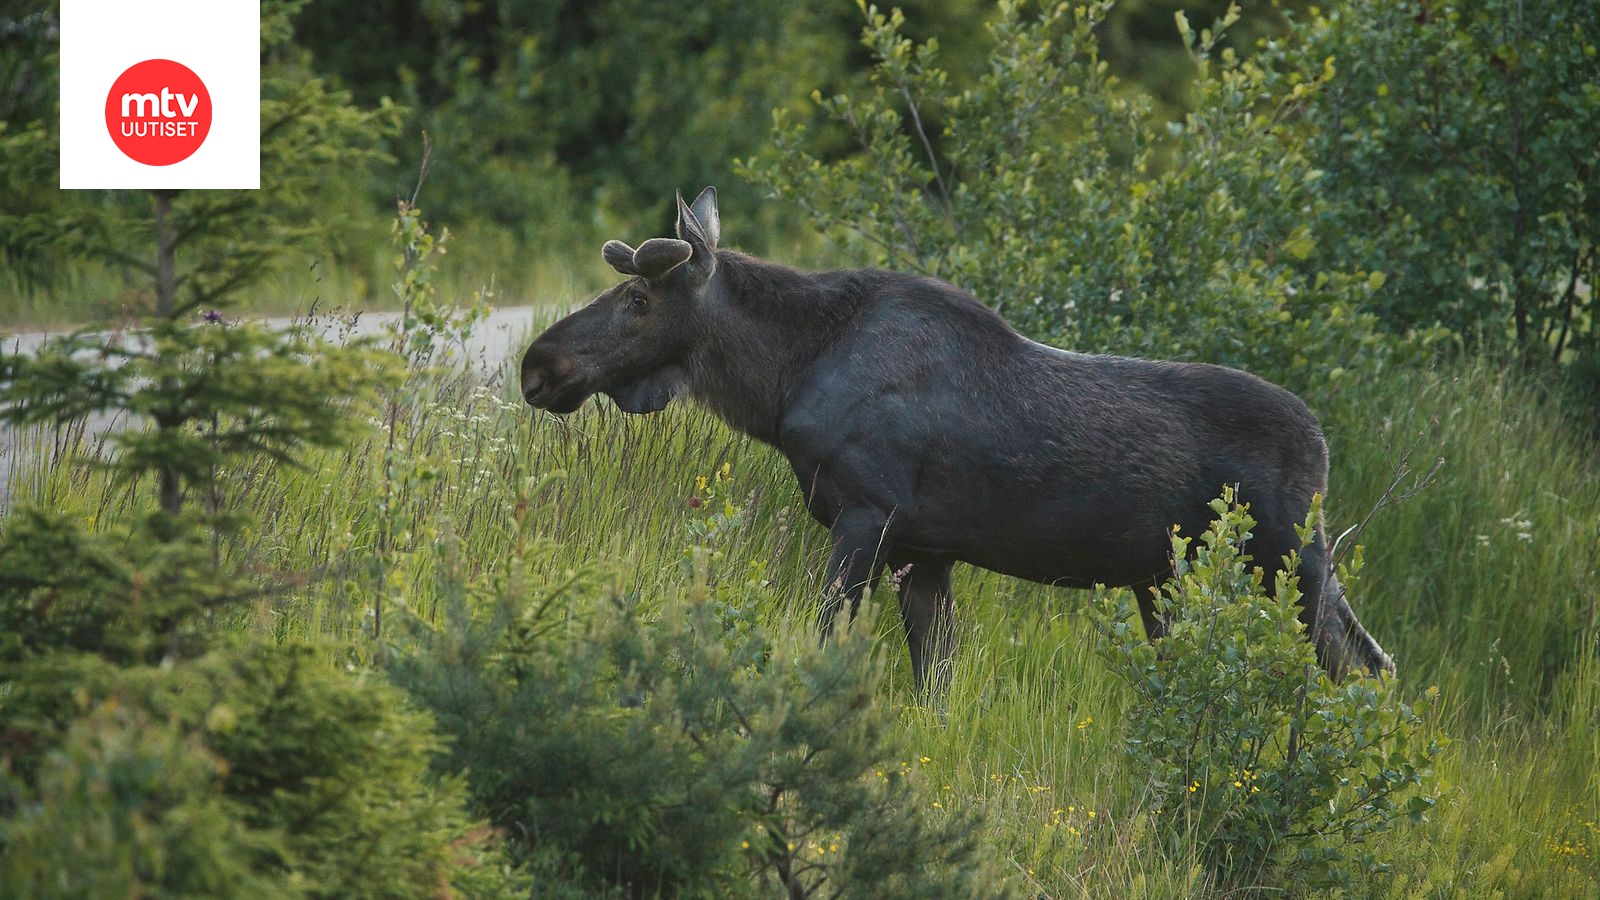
[745,1,1397,391]
[1092,489,1443,890]
[1281,0,1600,378]
[385,477,1007,898]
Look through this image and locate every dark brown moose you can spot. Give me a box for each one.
[520,187,1394,695]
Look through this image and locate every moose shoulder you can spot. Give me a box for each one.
[520,186,1394,694]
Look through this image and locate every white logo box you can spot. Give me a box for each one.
[60,1,260,189]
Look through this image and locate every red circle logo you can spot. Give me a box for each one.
[104,59,212,166]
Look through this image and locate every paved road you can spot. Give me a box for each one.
[1,305,548,503]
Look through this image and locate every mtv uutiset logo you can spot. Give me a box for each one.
[105,60,213,166]
[61,2,258,189]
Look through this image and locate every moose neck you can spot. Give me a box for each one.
[685,250,866,445]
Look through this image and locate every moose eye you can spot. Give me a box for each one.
[628,293,649,311]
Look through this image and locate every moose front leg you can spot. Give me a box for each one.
[817,508,893,640]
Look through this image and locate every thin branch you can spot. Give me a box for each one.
[785,191,930,276]
[898,84,953,220]
[87,243,158,277]
[408,131,433,208]
[1330,411,1445,566]
[1552,246,1587,363]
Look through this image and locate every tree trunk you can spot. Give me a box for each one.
[153,189,182,519]
[154,189,177,318]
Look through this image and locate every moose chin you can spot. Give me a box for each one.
[520,186,1394,697]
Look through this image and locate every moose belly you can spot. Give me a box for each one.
[908,517,1179,589]
[895,467,1211,590]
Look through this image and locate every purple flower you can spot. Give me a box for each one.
[202,309,224,324]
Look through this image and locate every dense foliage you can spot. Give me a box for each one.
[1284,0,1600,382]
[1093,491,1441,889]
[4,0,1595,393]
[748,1,1403,392]
[0,626,521,898]
[295,0,863,239]
[388,539,1001,897]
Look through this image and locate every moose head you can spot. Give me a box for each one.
[519,187,722,415]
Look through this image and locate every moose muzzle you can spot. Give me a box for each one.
[519,344,582,411]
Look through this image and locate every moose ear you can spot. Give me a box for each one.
[688,186,720,250]
[674,190,718,281]
[632,237,694,280]
[675,191,704,244]
[602,240,639,276]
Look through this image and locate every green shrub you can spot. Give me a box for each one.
[385,478,1007,898]
[1281,0,1600,377]
[0,506,524,897]
[1092,489,1443,890]
[745,1,1397,392]
[1,703,286,899]
[0,638,522,899]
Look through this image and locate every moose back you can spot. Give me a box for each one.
[520,187,1394,694]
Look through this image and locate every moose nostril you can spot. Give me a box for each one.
[522,371,544,405]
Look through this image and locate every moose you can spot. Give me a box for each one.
[520,187,1394,695]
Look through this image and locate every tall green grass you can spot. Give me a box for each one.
[1320,362,1600,723]
[13,342,1597,896]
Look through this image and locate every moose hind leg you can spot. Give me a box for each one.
[1133,579,1170,641]
[889,553,956,698]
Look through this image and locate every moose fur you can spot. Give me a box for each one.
[520,187,1394,694]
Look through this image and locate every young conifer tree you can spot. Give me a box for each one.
[0,7,524,896]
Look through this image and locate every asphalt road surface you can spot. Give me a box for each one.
[1,305,545,504]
